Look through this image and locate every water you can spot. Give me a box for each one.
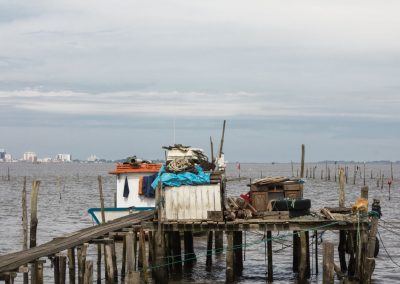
[0,162,399,283]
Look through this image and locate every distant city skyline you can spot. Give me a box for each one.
[1,1,399,162]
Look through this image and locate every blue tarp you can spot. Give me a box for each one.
[151,165,211,189]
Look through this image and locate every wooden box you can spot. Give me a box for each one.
[162,184,222,220]
[284,190,301,199]
[251,190,284,211]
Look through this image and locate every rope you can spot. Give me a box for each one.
[137,221,343,272]
[377,231,400,269]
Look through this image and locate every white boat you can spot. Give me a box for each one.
[88,161,161,224]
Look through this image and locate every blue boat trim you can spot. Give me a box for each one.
[88,207,155,224]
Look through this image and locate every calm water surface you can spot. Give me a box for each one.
[0,162,399,283]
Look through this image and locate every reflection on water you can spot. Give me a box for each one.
[0,162,399,283]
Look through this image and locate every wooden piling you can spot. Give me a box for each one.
[121,235,127,283]
[292,232,299,273]
[152,229,168,284]
[126,231,140,284]
[68,248,76,284]
[214,231,223,256]
[171,231,182,273]
[83,261,93,284]
[7,167,10,181]
[77,243,88,284]
[233,231,243,276]
[338,168,345,208]
[184,231,196,268]
[291,160,294,177]
[267,231,273,282]
[314,231,318,275]
[98,176,106,224]
[104,243,114,284]
[30,181,40,248]
[323,242,334,284]
[139,229,148,282]
[55,255,67,284]
[111,239,118,283]
[298,231,308,283]
[36,261,44,284]
[363,215,379,283]
[300,144,305,178]
[353,165,357,185]
[21,177,28,284]
[226,231,234,283]
[206,231,213,271]
[97,245,101,284]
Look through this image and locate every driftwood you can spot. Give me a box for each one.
[320,208,335,220]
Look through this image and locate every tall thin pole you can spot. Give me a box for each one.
[210,136,214,165]
[218,120,226,158]
[300,144,305,178]
[22,177,28,284]
[98,176,106,224]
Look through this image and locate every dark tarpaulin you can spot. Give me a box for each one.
[123,176,130,198]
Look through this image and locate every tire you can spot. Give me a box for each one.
[271,199,311,211]
[289,209,310,218]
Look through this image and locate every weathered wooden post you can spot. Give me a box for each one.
[152,229,168,283]
[267,231,273,282]
[300,144,305,178]
[54,255,67,284]
[226,231,234,283]
[314,231,318,275]
[184,231,196,268]
[171,231,182,273]
[139,229,148,282]
[68,248,76,284]
[291,160,294,177]
[233,231,243,276]
[77,243,88,284]
[7,166,10,181]
[214,231,223,256]
[30,180,40,284]
[21,177,29,284]
[36,261,44,284]
[83,261,93,284]
[126,231,140,283]
[338,168,347,272]
[97,245,101,284]
[121,235,127,283]
[298,231,308,283]
[206,231,213,271]
[363,213,379,283]
[104,243,114,284]
[323,242,334,284]
[293,232,299,273]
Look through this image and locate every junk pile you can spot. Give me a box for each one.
[223,176,315,220]
[123,156,152,166]
[151,145,213,189]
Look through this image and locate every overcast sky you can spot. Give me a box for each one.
[1,0,399,162]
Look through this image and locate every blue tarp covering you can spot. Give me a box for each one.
[151,165,211,189]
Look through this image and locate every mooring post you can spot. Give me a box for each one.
[300,144,305,178]
[298,231,308,283]
[346,231,356,278]
[104,243,114,284]
[36,261,44,284]
[338,168,347,272]
[364,214,379,283]
[139,229,148,282]
[83,261,93,284]
[292,231,299,273]
[68,248,76,284]
[323,242,334,284]
[267,231,273,282]
[184,231,196,268]
[110,238,118,283]
[21,177,29,284]
[97,245,101,284]
[121,235,127,283]
[77,243,88,284]
[148,231,154,266]
[171,231,182,273]
[30,180,41,284]
[54,255,67,284]
[214,231,223,256]
[314,230,318,275]
[126,231,140,283]
[152,229,168,284]
[206,231,213,271]
[226,231,235,283]
[233,231,243,276]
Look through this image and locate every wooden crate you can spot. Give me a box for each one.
[283,183,301,191]
[162,184,222,220]
[284,190,302,199]
[251,190,284,211]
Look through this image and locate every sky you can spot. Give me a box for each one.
[0,0,399,162]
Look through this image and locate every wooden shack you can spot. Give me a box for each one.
[250,176,303,212]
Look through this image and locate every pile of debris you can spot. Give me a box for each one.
[224,197,257,221]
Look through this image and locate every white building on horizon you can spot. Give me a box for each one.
[4,153,12,162]
[23,152,37,162]
[87,154,97,162]
[56,154,72,162]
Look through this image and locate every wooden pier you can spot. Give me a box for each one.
[0,207,377,284]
